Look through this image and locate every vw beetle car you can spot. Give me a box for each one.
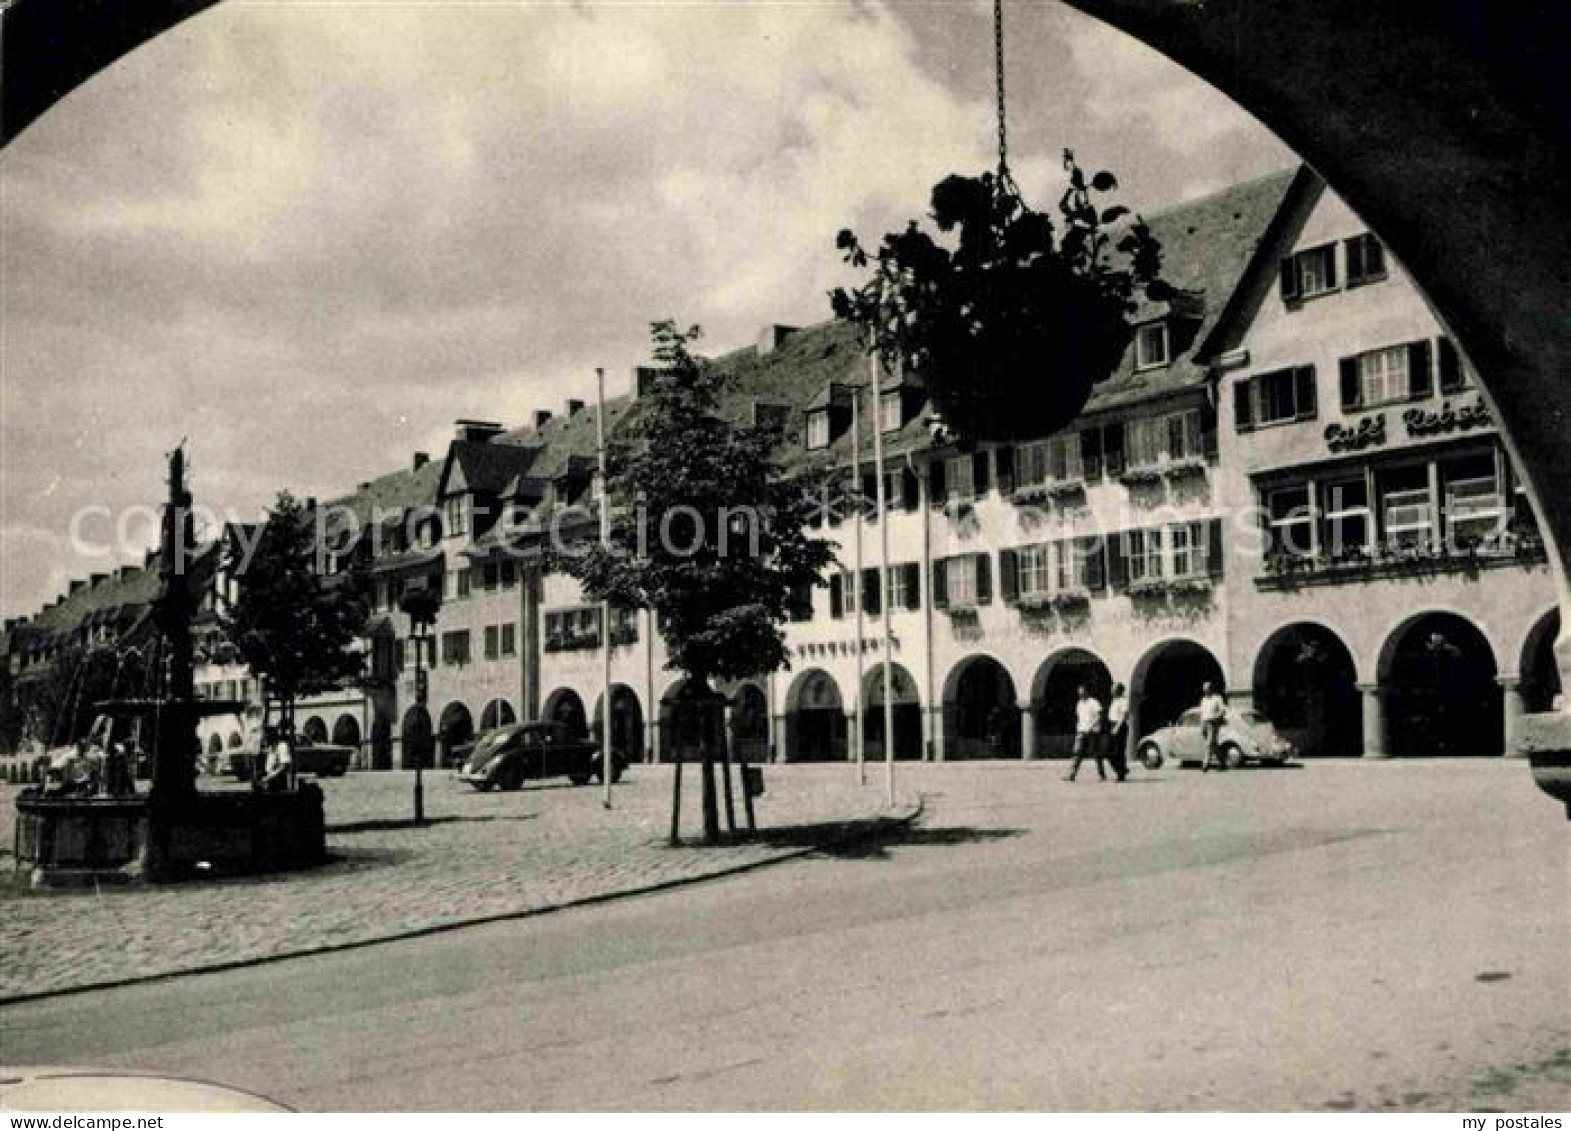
[1136,708,1295,770]
[456,721,626,791]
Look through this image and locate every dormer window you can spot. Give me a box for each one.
[1134,321,1169,371]
[1280,244,1338,302]
[442,495,469,539]
[806,410,831,450]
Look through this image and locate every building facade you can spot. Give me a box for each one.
[12,167,1556,770]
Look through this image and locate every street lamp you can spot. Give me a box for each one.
[399,580,441,825]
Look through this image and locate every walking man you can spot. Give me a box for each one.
[1064,685,1106,781]
[1199,681,1228,772]
[1106,683,1130,781]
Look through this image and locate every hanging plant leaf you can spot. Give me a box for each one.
[829,151,1164,444]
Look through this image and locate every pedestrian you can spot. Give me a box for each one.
[1106,683,1130,781]
[262,726,293,792]
[1064,685,1106,781]
[1199,681,1228,772]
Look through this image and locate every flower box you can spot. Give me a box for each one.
[1046,479,1087,500]
[1162,458,1209,479]
[1051,587,1092,608]
[1167,575,1212,595]
[944,603,980,620]
[1015,592,1055,613]
[1118,465,1164,486]
[1010,484,1050,507]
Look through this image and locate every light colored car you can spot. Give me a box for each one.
[1136,708,1295,770]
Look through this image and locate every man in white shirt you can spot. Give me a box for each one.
[262,726,293,791]
[1106,683,1130,782]
[1064,686,1107,782]
[1198,681,1228,772]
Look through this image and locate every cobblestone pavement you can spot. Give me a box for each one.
[0,765,914,1000]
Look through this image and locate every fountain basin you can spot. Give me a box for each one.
[13,785,325,887]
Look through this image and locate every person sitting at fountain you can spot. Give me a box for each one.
[261,726,293,792]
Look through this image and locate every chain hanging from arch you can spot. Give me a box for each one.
[993,0,1010,178]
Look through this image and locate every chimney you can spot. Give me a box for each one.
[757,324,799,357]
[412,451,430,471]
[534,410,553,429]
[567,398,586,417]
[357,482,372,493]
[455,419,504,443]
[90,572,109,588]
[68,579,87,595]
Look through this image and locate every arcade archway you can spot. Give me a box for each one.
[944,655,1019,760]
[1132,640,1225,740]
[301,716,328,745]
[728,683,770,765]
[480,698,517,732]
[542,688,588,740]
[1030,648,1113,760]
[861,663,923,762]
[593,684,645,763]
[1253,624,1360,757]
[1522,610,1562,714]
[784,669,846,763]
[437,701,474,767]
[1380,612,1500,758]
[331,713,361,749]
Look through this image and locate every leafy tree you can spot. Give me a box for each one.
[563,322,834,842]
[223,492,369,778]
[831,152,1164,444]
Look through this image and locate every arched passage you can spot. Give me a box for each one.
[727,682,770,764]
[301,715,328,745]
[1522,610,1562,714]
[1030,648,1113,760]
[437,701,474,767]
[331,713,361,749]
[1380,612,1500,758]
[206,733,223,755]
[542,688,588,740]
[861,663,923,762]
[1131,639,1225,741]
[593,684,645,763]
[784,669,846,763]
[228,731,243,749]
[400,704,433,770]
[1253,624,1360,758]
[944,655,1019,760]
[480,698,517,732]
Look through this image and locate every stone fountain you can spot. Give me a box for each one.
[12,447,326,885]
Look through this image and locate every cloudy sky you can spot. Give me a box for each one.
[0,0,1293,619]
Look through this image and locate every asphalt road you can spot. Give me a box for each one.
[4,760,1567,1111]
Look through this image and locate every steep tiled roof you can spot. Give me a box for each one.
[440,440,544,498]
[322,458,445,538]
[1083,165,1306,414]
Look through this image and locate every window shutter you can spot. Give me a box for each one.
[974,553,993,606]
[901,468,920,512]
[903,563,921,610]
[862,568,881,617]
[1205,517,1225,579]
[1083,537,1107,594]
[1408,339,1433,399]
[995,446,1016,496]
[972,450,991,496]
[928,459,947,507]
[1108,531,1130,591]
[829,574,844,620]
[1234,379,1255,432]
[1339,358,1361,411]
[1103,422,1126,477]
[1294,366,1318,420]
[1324,246,1337,289]
[1438,337,1464,393]
[932,557,949,609]
[999,548,1019,605]
[1201,401,1219,461]
[1081,427,1105,481]
[1279,256,1300,302]
[1344,236,1364,285]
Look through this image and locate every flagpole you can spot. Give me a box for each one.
[851,387,866,786]
[596,366,614,810]
[869,353,896,808]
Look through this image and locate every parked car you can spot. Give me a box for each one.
[1136,708,1295,770]
[455,722,626,791]
[227,736,353,779]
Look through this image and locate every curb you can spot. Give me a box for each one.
[0,795,925,1008]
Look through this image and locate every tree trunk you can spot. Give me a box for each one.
[668,744,683,846]
[700,744,719,844]
[719,728,737,834]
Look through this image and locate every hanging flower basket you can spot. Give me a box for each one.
[831,153,1165,445]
